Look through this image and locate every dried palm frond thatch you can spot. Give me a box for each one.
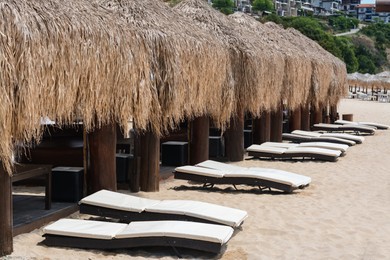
[174,0,287,116]
[229,14,313,110]
[282,27,347,107]
[2,0,148,173]
[95,0,235,131]
[0,0,232,174]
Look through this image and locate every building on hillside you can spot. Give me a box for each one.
[275,0,302,16]
[341,0,361,16]
[356,3,390,23]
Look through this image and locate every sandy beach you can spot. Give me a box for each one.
[6,98,390,260]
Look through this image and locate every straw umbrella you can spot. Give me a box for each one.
[175,0,289,160]
[95,0,236,179]
[228,13,315,136]
[0,0,233,255]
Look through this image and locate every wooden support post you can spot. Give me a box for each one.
[330,105,338,123]
[289,107,302,132]
[0,168,13,256]
[224,109,244,162]
[130,128,141,192]
[313,103,323,125]
[270,103,283,142]
[139,130,160,192]
[87,123,117,194]
[301,104,310,131]
[189,115,209,165]
[252,111,271,144]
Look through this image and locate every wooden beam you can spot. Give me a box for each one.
[189,116,209,165]
[289,107,302,131]
[301,104,311,131]
[270,103,283,142]
[252,111,271,144]
[0,168,13,256]
[87,123,117,194]
[224,109,244,162]
[139,130,160,192]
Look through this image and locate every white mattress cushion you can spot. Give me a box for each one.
[249,168,311,186]
[79,190,160,213]
[358,122,389,129]
[298,142,349,152]
[285,147,341,157]
[321,133,365,142]
[246,145,287,154]
[175,165,225,178]
[260,142,299,148]
[314,123,341,129]
[335,119,357,125]
[292,130,322,137]
[196,160,243,172]
[145,200,248,227]
[340,124,376,131]
[223,168,311,187]
[116,221,234,244]
[43,219,127,240]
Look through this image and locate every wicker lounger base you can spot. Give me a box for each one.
[79,204,220,225]
[174,172,309,193]
[42,234,223,254]
[247,151,338,162]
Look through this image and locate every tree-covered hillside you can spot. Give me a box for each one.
[262,15,390,74]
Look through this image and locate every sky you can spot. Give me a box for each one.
[360,0,375,4]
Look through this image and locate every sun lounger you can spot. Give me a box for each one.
[260,141,349,153]
[291,130,364,144]
[42,219,233,254]
[282,133,356,146]
[174,162,311,193]
[335,119,389,130]
[246,144,341,162]
[79,190,247,228]
[312,123,376,135]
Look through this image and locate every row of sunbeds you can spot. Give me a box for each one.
[42,119,389,255]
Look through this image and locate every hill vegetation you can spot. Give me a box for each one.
[262,15,390,73]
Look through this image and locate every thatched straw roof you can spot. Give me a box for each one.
[0,0,232,173]
[95,0,234,130]
[228,13,313,110]
[174,0,287,115]
[264,24,347,107]
[1,0,140,172]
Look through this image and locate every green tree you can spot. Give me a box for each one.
[212,0,235,15]
[252,0,274,12]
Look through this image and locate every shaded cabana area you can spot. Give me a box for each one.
[0,0,232,255]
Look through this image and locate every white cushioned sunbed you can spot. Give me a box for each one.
[335,119,389,130]
[42,219,233,254]
[292,130,365,144]
[79,190,247,228]
[246,144,341,162]
[261,141,349,153]
[312,123,376,134]
[175,162,311,193]
[282,132,356,146]
[196,160,311,188]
